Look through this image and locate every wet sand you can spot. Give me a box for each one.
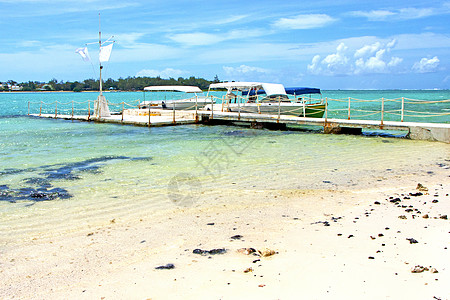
[1,161,449,299]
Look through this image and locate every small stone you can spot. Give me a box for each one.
[406,238,419,244]
[207,222,215,225]
[237,248,257,255]
[398,215,407,219]
[230,235,243,240]
[348,235,354,238]
[432,200,439,203]
[423,214,429,219]
[374,201,381,205]
[155,263,175,270]
[430,268,438,273]
[259,248,276,257]
[244,267,253,273]
[411,265,426,273]
[416,183,428,192]
[368,256,375,259]
[439,215,447,220]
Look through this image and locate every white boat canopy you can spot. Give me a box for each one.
[209,82,263,91]
[144,86,203,93]
[209,82,287,96]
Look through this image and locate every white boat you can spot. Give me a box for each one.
[140,86,213,110]
[205,82,325,118]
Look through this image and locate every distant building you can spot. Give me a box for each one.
[9,84,23,91]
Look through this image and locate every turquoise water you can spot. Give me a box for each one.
[0,91,449,244]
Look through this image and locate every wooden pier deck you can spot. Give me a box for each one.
[30,109,450,143]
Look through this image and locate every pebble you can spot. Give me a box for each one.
[406,238,419,244]
[193,248,226,255]
[155,263,175,270]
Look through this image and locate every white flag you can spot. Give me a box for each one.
[99,43,113,63]
[75,47,90,62]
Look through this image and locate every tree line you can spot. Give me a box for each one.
[0,75,220,92]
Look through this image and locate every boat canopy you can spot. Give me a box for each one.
[285,87,320,95]
[144,86,203,93]
[209,82,263,91]
[243,87,320,96]
[210,82,287,96]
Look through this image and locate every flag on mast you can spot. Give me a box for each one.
[99,43,113,63]
[75,47,91,62]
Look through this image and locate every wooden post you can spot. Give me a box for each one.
[211,96,214,119]
[381,97,384,126]
[148,101,151,127]
[88,100,91,121]
[173,101,176,124]
[277,96,281,123]
[238,96,241,120]
[55,101,58,118]
[347,97,351,120]
[28,102,30,115]
[195,95,198,123]
[39,101,42,116]
[121,102,124,122]
[302,98,306,117]
[71,100,74,119]
[401,97,404,122]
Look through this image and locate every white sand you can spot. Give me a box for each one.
[1,162,449,299]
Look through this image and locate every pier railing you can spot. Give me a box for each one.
[28,95,450,124]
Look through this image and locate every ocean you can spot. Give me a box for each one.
[0,90,449,246]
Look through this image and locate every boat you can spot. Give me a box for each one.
[140,86,213,110]
[205,82,325,118]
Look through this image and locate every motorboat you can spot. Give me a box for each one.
[140,86,212,110]
[205,82,325,118]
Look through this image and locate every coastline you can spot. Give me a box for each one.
[1,159,448,299]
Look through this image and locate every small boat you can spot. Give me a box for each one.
[140,86,212,110]
[205,82,325,118]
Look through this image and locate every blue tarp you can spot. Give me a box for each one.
[285,87,321,95]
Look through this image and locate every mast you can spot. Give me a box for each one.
[99,13,103,97]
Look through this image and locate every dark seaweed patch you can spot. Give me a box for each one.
[0,155,153,205]
[0,184,72,203]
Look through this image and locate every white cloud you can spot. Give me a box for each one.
[398,8,434,19]
[223,64,269,75]
[273,14,336,29]
[412,56,440,73]
[116,33,146,46]
[308,43,352,76]
[136,68,186,78]
[168,32,225,46]
[388,57,403,67]
[354,42,382,58]
[351,7,436,21]
[350,10,395,21]
[168,29,266,47]
[308,40,404,76]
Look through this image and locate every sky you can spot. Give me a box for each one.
[1,0,449,89]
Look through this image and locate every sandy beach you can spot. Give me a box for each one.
[1,155,449,300]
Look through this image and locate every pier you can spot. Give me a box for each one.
[28,95,450,143]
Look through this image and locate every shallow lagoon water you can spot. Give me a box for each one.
[0,91,449,245]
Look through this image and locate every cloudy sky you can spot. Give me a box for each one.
[1,0,449,89]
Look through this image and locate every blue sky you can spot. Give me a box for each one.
[1,0,449,89]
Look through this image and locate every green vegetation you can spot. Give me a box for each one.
[0,75,221,92]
